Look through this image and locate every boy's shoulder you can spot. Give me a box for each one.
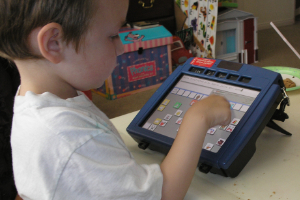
[12,91,112,147]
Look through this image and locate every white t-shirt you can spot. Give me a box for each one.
[11,90,163,200]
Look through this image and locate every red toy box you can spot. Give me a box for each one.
[93,26,173,100]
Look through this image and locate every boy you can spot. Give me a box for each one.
[0,0,231,199]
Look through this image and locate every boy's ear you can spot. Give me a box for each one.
[37,23,64,64]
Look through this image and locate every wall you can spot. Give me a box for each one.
[237,0,295,30]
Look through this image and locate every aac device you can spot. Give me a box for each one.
[127,58,291,177]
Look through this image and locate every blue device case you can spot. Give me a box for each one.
[126,58,285,177]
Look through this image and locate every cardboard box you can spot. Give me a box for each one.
[93,26,173,100]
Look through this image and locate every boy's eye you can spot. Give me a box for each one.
[110,34,120,40]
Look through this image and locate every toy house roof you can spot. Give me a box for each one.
[218,9,256,22]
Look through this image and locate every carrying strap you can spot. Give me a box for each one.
[267,87,292,135]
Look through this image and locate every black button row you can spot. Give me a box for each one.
[189,67,251,83]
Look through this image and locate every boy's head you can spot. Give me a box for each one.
[1,0,129,97]
[0,0,95,60]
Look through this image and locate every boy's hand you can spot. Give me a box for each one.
[184,95,231,129]
[160,95,231,200]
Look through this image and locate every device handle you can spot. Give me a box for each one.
[281,87,290,106]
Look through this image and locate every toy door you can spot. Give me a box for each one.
[244,18,254,64]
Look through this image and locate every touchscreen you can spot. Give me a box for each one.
[142,74,260,153]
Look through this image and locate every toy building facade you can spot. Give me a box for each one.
[216,9,258,64]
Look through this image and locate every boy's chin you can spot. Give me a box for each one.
[89,81,105,90]
[96,81,105,88]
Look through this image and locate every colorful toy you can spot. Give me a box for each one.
[93,26,173,100]
[171,36,193,69]
[182,0,218,58]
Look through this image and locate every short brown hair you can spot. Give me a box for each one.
[0,0,95,60]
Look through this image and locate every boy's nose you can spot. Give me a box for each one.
[114,35,124,56]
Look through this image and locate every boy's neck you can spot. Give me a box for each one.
[18,82,79,99]
[15,60,79,99]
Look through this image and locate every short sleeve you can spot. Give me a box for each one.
[53,132,163,200]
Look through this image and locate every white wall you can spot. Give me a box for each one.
[237,0,295,30]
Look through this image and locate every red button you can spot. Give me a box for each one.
[190,58,216,68]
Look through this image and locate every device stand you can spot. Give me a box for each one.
[267,97,292,136]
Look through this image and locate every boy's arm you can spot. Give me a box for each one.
[160,95,231,200]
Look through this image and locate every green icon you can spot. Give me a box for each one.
[173,102,182,109]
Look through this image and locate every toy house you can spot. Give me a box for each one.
[215,9,258,64]
[93,26,173,100]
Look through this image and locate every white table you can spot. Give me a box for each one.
[111,89,300,200]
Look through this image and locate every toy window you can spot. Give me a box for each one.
[171,40,184,52]
[216,29,237,56]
